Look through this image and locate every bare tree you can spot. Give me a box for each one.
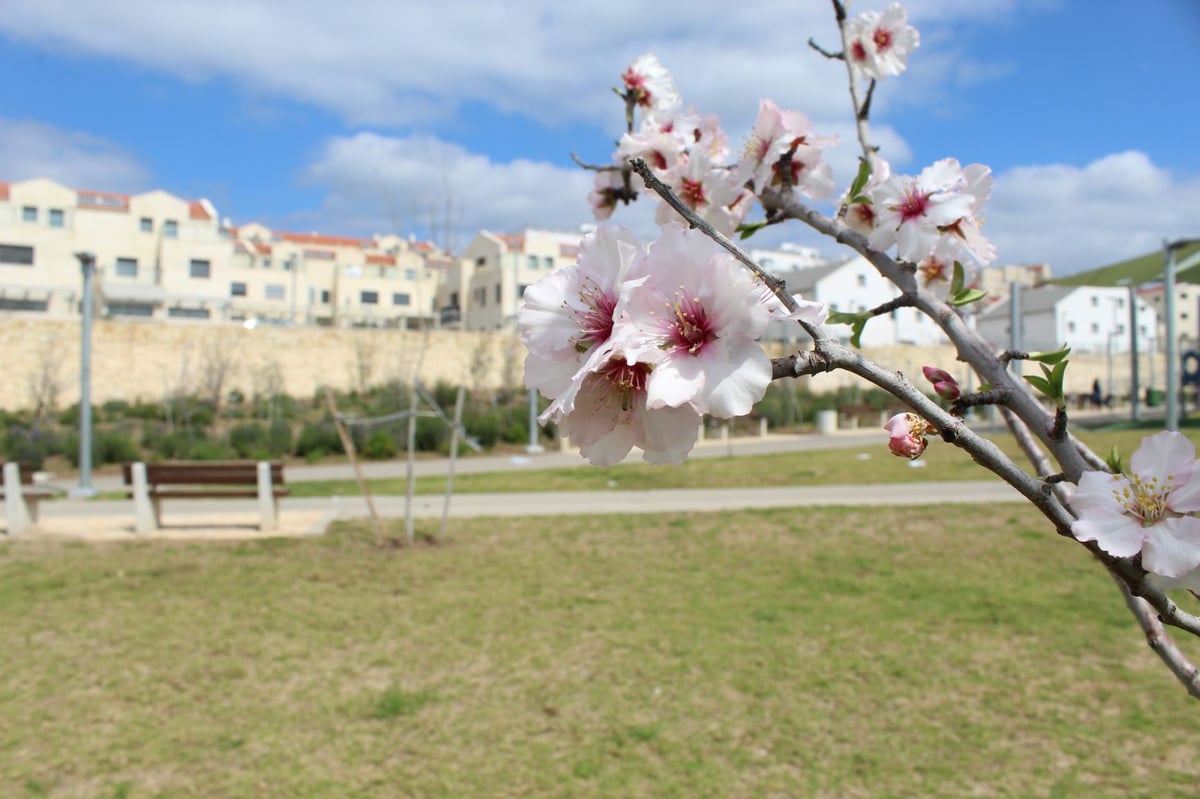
[27,334,63,427]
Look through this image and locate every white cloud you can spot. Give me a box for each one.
[0,0,1029,133]
[299,133,630,249]
[0,118,150,190]
[986,151,1200,275]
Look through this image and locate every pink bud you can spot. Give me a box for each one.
[921,365,961,402]
[884,412,929,460]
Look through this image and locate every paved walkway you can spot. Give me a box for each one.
[10,427,1030,542]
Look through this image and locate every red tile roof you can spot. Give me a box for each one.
[366,253,394,265]
[189,200,211,220]
[0,182,8,201]
[253,242,272,255]
[278,231,368,248]
[76,189,130,212]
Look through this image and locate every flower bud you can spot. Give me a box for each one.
[921,365,961,401]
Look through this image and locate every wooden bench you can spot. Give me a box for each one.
[2,461,56,536]
[122,460,288,534]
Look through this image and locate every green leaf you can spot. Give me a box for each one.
[950,261,966,295]
[1024,374,1053,397]
[736,221,769,240]
[849,318,868,349]
[1105,445,1124,475]
[1049,359,1069,393]
[826,311,862,325]
[848,158,872,200]
[850,195,873,204]
[978,383,993,392]
[1027,345,1072,365]
[949,288,987,307]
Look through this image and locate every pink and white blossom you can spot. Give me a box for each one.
[623,225,774,418]
[883,412,930,460]
[846,4,920,82]
[867,158,993,265]
[556,357,702,466]
[739,99,837,200]
[518,225,645,404]
[654,153,748,237]
[621,54,681,119]
[1070,431,1200,579]
[588,167,628,221]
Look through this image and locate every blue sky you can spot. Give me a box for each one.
[1,0,1197,275]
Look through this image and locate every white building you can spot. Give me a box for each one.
[750,242,825,274]
[1138,283,1200,348]
[440,228,584,330]
[0,177,448,327]
[976,285,1158,354]
[767,255,948,347]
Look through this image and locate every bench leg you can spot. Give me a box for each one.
[132,462,159,534]
[257,461,277,532]
[4,462,33,536]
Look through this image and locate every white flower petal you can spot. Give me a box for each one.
[1143,517,1200,579]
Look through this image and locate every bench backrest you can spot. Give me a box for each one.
[0,462,36,486]
[122,461,285,487]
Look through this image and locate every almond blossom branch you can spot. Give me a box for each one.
[832,0,880,170]
[570,153,621,171]
[1114,577,1200,700]
[863,294,916,318]
[629,157,794,311]
[951,388,1012,410]
[806,37,843,60]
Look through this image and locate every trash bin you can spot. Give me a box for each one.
[815,409,837,435]
[1146,388,1165,407]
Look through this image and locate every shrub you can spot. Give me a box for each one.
[186,438,237,461]
[95,429,141,465]
[229,423,268,458]
[361,430,397,460]
[267,421,293,456]
[295,422,343,458]
[2,426,53,470]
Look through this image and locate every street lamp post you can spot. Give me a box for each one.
[72,251,97,498]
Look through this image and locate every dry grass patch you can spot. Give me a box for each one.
[2,504,1200,797]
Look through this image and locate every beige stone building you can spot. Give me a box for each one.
[437,228,584,330]
[0,177,450,328]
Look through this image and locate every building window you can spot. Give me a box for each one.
[856,274,867,287]
[495,284,502,303]
[518,283,529,299]
[361,290,379,305]
[320,290,331,304]
[48,209,64,228]
[189,259,211,278]
[140,217,153,233]
[164,219,179,238]
[450,291,459,307]
[393,292,411,306]
[1091,296,1099,307]
[0,244,34,265]
[1091,323,1100,333]
[405,269,416,280]
[0,297,48,312]
[231,282,247,297]
[108,303,154,318]
[168,307,211,319]
[115,257,138,278]
[1117,298,1125,308]
[475,256,486,267]
[265,284,286,300]
[264,258,273,269]
[21,206,37,223]
[527,255,538,270]
[544,256,553,269]
[1067,321,1076,333]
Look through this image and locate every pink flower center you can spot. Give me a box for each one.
[621,69,652,107]
[680,178,707,209]
[896,183,932,223]
[575,278,616,348]
[666,291,717,355]
[873,28,893,52]
[597,359,651,412]
[850,41,868,63]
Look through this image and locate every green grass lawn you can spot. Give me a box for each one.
[3,504,1200,797]
[284,426,1196,498]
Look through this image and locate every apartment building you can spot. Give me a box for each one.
[439,228,584,330]
[0,177,447,328]
[977,285,1158,354]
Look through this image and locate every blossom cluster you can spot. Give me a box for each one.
[593,56,840,237]
[519,224,827,466]
[1071,431,1200,587]
[845,4,920,82]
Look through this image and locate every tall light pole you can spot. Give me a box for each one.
[72,251,96,498]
